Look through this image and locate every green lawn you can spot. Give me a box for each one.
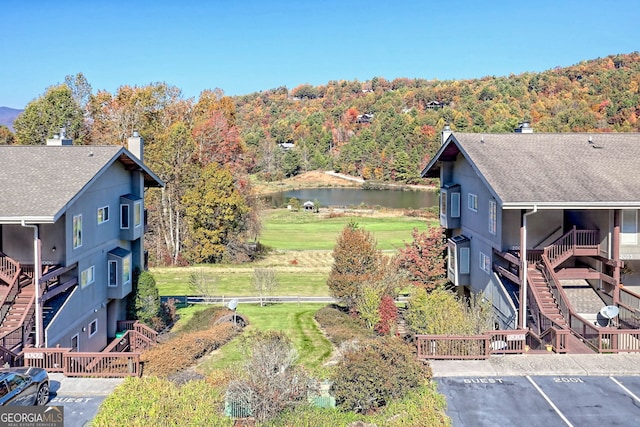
[259,209,433,250]
[152,266,330,297]
[152,210,434,297]
[195,303,333,375]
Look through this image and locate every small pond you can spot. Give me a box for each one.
[263,188,438,210]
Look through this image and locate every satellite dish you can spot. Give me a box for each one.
[228,299,238,311]
[600,305,619,319]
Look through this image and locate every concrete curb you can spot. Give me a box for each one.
[430,353,640,377]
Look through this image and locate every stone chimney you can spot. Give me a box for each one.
[514,121,533,133]
[441,125,452,145]
[127,131,143,162]
[46,127,73,145]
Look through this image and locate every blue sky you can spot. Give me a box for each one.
[2,0,639,109]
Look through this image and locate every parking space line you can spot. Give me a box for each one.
[526,376,573,427]
[610,377,640,403]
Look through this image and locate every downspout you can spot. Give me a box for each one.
[521,206,538,330]
[21,221,42,348]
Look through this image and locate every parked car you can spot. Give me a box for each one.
[0,367,49,406]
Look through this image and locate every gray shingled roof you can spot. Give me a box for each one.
[423,133,640,209]
[0,146,163,222]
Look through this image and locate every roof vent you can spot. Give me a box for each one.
[514,121,533,133]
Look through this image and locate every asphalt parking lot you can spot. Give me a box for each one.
[437,375,640,427]
[431,353,640,427]
[47,373,123,427]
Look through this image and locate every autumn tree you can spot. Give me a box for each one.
[0,126,14,145]
[14,84,86,145]
[396,227,448,290]
[182,162,251,263]
[327,222,383,311]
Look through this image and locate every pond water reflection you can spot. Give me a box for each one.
[263,188,438,210]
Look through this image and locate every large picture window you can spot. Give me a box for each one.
[73,214,82,249]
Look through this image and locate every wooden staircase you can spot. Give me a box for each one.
[0,255,36,352]
[528,265,567,328]
[0,282,34,335]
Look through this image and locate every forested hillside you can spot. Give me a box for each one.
[5,52,640,265]
[236,52,640,184]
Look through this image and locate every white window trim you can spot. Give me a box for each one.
[468,194,478,212]
[81,265,95,288]
[98,206,110,224]
[108,260,118,287]
[120,204,130,229]
[134,201,143,228]
[451,192,461,218]
[480,252,491,274]
[489,200,497,235]
[73,214,82,249]
[460,247,470,274]
[88,319,98,338]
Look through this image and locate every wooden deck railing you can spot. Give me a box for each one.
[416,330,527,359]
[23,347,141,377]
[0,252,20,286]
[543,227,599,268]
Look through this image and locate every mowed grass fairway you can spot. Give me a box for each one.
[152,209,435,297]
[188,303,333,375]
[259,209,433,250]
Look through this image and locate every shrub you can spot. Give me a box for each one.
[314,305,375,347]
[227,331,309,422]
[141,323,238,378]
[91,376,233,426]
[405,287,495,335]
[135,271,162,329]
[330,336,430,414]
[178,306,233,333]
[267,383,450,427]
[375,295,398,335]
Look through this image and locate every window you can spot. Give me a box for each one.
[480,252,491,274]
[73,214,82,249]
[89,319,97,337]
[81,266,95,288]
[97,206,110,224]
[441,190,448,216]
[489,200,497,235]
[120,204,130,229]
[134,201,142,227]
[451,193,460,218]
[71,334,78,352]
[123,254,131,284]
[468,194,478,212]
[622,210,638,244]
[459,247,470,274]
[108,260,118,287]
